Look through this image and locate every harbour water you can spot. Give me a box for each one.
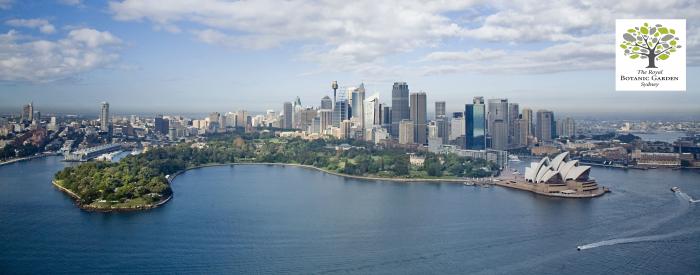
[1,156,699,274]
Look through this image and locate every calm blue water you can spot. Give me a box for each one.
[1,156,699,274]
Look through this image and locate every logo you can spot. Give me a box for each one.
[616,19,685,91]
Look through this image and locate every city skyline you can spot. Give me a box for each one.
[0,1,699,116]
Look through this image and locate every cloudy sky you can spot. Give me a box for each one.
[0,0,698,118]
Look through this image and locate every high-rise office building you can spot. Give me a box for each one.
[398,119,414,144]
[450,112,465,141]
[318,109,333,132]
[321,96,333,110]
[536,110,555,142]
[236,110,248,127]
[333,92,349,128]
[390,82,409,137]
[410,92,427,145]
[154,114,169,134]
[100,102,110,132]
[521,108,533,138]
[435,101,446,119]
[487,98,509,150]
[436,116,449,144]
[382,106,391,130]
[560,117,576,138]
[283,102,293,129]
[340,120,352,139]
[22,102,34,122]
[351,84,366,129]
[508,103,519,147]
[518,117,530,146]
[466,97,486,150]
[363,93,380,128]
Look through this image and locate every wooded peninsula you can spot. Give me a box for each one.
[53,131,499,211]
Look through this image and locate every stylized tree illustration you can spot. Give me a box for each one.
[620,22,681,68]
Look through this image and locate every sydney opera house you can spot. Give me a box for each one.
[523,152,601,195]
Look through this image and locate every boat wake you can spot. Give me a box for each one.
[577,228,697,251]
[577,190,698,251]
[675,190,700,203]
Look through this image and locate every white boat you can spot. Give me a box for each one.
[508,155,521,162]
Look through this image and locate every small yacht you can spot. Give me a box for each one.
[671,187,680,193]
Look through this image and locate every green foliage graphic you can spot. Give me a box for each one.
[620,22,681,68]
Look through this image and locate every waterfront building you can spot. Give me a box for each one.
[100,102,110,132]
[410,92,427,145]
[283,102,293,129]
[524,152,599,194]
[399,119,414,144]
[435,101,446,119]
[536,110,555,143]
[487,98,509,150]
[391,82,409,137]
[465,97,486,150]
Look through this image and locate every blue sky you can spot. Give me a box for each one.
[0,0,698,118]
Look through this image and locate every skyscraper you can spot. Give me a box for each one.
[450,112,465,141]
[487,98,509,150]
[465,97,486,150]
[333,92,349,128]
[508,103,519,148]
[154,114,169,134]
[560,117,576,138]
[382,106,392,130]
[390,82,409,137]
[399,119,414,144]
[435,101,446,119]
[521,108,533,137]
[351,84,366,129]
[22,102,33,122]
[318,109,333,132]
[321,96,333,110]
[410,92,427,145]
[283,102,293,129]
[100,102,110,132]
[363,93,380,128]
[536,110,555,143]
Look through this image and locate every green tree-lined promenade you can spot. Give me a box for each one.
[53,131,498,210]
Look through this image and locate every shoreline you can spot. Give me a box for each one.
[54,161,608,212]
[0,153,58,167]
[52,179,173,212]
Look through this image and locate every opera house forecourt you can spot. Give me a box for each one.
[499,152,608,198]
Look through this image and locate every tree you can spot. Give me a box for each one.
[620,22,681,68]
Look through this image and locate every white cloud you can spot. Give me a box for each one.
[59,0,82,5]
[6,18,56,34]
[108,0,699,75]
[0,28,122,82]
[0,0,12,10]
